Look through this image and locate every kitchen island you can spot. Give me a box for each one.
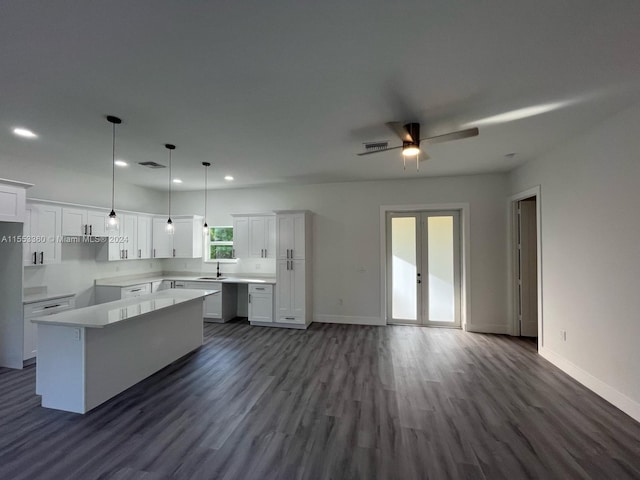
[32,288,217,414]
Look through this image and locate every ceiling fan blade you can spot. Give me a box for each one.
[421,127,479,145]
[385,122,414,142]
[357,145,403,156]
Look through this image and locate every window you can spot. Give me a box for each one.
[206,226,235,261]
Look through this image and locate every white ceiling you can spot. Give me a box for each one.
[1,1,639,191]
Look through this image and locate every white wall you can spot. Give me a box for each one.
[509,102,640,421]
[0,155,165,307]
[171,173,509,330]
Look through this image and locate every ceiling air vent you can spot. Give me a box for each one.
[138,161,166,169]
[363,141,388,152]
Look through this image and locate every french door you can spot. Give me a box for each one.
[387,211,461,327]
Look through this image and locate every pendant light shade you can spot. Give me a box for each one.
[165,144,176,234]
[106,115,122,232]
[202,162,211,234]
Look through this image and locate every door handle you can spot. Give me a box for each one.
[40,252,44,264]
[33,252,37,265]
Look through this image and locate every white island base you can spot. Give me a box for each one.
[34,289,214,414]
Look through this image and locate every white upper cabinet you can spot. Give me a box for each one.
[233,214,275,259]
[61,207,108,237]
[276,212,306,259]
[173,217,203,258]
[232,216,249,259]
[23,203,62,266]
[152,216,203,259]
[0,179,30,223]
[121,214,137,260]
[152,217,173,258]
[136,215,152,259]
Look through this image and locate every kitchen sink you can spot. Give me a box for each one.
[198,276,226,280]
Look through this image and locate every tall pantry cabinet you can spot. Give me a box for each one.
[275,211,312,328]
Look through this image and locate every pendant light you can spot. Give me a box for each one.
[202,162,211,233]
[165,143,176,234]
[106,115,122,231]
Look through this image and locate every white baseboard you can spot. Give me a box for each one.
[540,346,640,423]
[314,314,385,326]
[465,323,510,334]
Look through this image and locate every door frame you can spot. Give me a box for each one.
[507,186,543,347]
[380,203,470,329]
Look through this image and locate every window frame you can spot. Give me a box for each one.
[203,225,238,263]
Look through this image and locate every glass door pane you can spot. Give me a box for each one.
[391,216,418,321]
[426,216,456,323]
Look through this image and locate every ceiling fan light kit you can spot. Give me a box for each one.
[357,121,479,172]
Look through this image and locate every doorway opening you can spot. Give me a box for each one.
[386,210,461,327]
[510,187,542,346]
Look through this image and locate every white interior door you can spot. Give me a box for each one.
[518,198,538,337]
[388,211,461,327]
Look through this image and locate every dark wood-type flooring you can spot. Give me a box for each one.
[1,321,639,480]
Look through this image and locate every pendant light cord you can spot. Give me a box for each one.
[204,165,208,220]
[111,122,116,211]
[168,149,172,218]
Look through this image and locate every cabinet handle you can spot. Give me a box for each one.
[33,252,37,265]
[290,249,293,258]
[125,249,128,259]
[285,317,295,320]
[89,224,92,236]
[248,294,251,303]
[40,252,44,264]
[43,304,62,309]
[286,248,290,259]
[290,260,293,270]
[138,249,141,258]
[232,249,235,258]
[153,249,156,258]
[255,287,265,291]
[264,249,267,257]
[173,248,176,257]
[83,224,87,235]
[129,288,142,293]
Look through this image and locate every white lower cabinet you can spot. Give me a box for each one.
[95,283,151,304]
[182,281,236,322]
[276,259,306,325]
[23,295,75,361]
[248,284,274,324]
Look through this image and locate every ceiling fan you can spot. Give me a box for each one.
[357,122,479,170]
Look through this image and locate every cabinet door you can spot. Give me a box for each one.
[23,206,36,265]
[23,315,37,360]
[62,207,87,236]
[232,216,249,259]
[173,218,193,258]
[87,210,108,237]
[276,259,292,317]
[137,216,152,259]
[152,217,173,258]
[276,215,293,259]
[290,259,306,318]
[265,216,276,258]
[291,213,306,259]
[0,183,26,222]
[122,214,137,260]
[249,293,273,323]
[204,293,222,318]
[248,216,266,258]
[35,204,62,265]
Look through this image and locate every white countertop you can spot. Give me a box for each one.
[95,272,276,287]
[31,289,218,328]
[23,292,76,305]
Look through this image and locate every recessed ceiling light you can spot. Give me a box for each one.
[463,102,570,127]
[224,175,234,181]
[13,127,38,138]
[173,178,183,184]
[114,160,128,167]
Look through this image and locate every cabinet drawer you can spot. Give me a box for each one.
[249,284,273,294]
[24,296,75,317]
[183,281,222,290]
[121,283,151,298]
[278,315,304,325]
